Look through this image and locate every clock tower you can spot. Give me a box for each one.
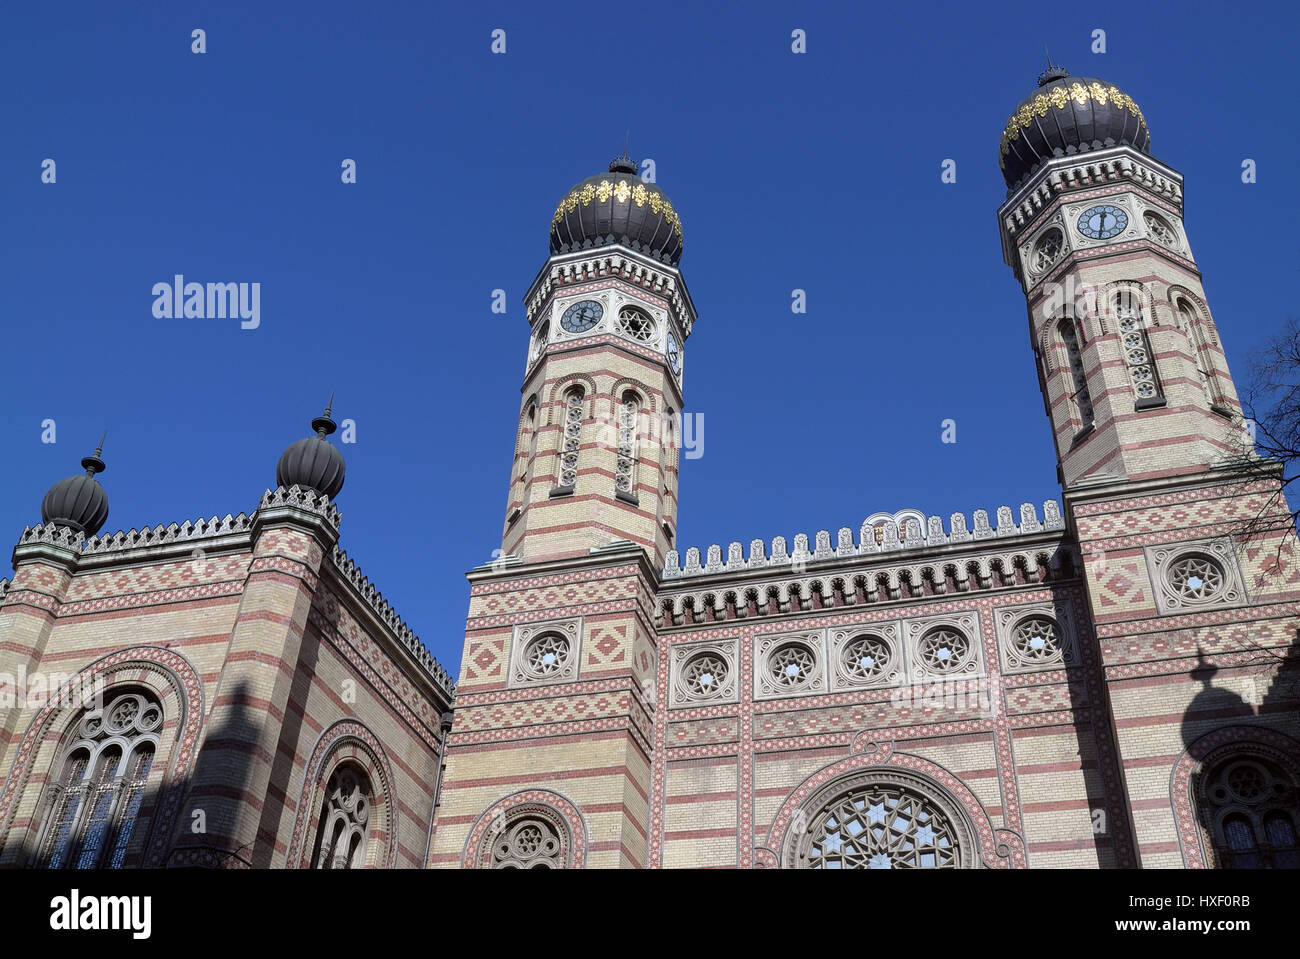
[998,66,1242,490]
[998,67,1300,866]
[500,155,695,568]
[429,157,695,867]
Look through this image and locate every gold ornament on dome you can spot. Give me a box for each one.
[551,176,683,238]
[998,81,1149,163]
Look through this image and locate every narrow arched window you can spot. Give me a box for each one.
[615,391,640,501]
[509,401,537,514]
[1059,320,1094,428]
[556,387,585,490]
[35,690,163,869]
[310,765,373,870]
[1177,299,1221,407]
[663,408,679,493]
[1113,292,1162,404]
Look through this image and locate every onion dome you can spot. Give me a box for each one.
[276,400,346,499]
[1000,65,1151,191]
[41,435,110,536]
[550,155,684,265]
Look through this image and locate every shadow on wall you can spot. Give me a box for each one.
[165,679,260,869]
[1180,639,1300,869]
[1057,589,1138,868]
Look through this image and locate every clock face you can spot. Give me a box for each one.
[1076,204,1129,240]
[560,299,602,333]
[667,333,681,374]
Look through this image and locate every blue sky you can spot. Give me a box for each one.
[3,1,1297,677]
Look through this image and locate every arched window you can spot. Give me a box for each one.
[662,408,678,495]
[556,387,585,490]
[786,773,975,869]
[474,801,573,868]
[35,690,162,869]
[1113,292,1162,404]
[1058,319,1094,427]
[615,391,640,501]
[1176,298,1222,408]
[1201,754,1299,869]
[509,401,537,514]
[310,765,373,870]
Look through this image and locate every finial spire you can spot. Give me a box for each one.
[1036,51,1070,87]
[312,396,338,438]
[82,432,107,476]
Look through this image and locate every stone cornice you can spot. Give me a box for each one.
[326,547,456,703]
[1063,460,1283,511]
[997,146,1184,272]
[524,246,698,338]
[467,539,661,590]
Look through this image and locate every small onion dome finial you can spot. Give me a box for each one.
[41,435,110,535]
[1037,64,1070,86]
[276,399,346,499]
[609,154,637,175]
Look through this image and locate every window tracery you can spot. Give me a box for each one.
[1113,293,1161,403]
[617,305,656,343]
[557,387,585,489]
[615,392,640,499]
[1201,754,1299,869]
[797,781,965,869]
[36,690,161,869]
[311,765,373,870]
[490,817,564,868]
[1032,228,1064,273]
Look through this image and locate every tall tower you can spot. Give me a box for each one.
[501,155,696,567]
[430,157,695,868]
[998,68,1300,867]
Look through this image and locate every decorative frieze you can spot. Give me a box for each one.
[658,542,1077,629]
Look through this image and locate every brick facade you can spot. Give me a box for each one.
[3,96,1298,871]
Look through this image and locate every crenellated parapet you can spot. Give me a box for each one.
[85,513,252,554]
[256,484,341,531]
[663,501,1064,580]
[7,488,452,695]
[329,547,456,698]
